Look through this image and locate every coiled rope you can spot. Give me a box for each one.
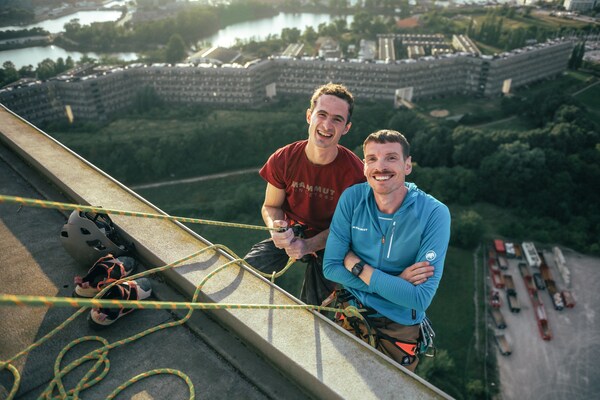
[0,195,366,399]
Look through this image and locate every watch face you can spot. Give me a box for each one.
[352,263,363,277]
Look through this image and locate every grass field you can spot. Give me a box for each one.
[51,109,301,147]
[572,81,600,126]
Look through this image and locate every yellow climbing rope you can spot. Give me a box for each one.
[0,194,275,232]
[0,196,365,399]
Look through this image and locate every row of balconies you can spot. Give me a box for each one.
[0,41,574,125]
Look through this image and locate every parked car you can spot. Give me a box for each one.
[533,272,546,290]
[562,290,576,308]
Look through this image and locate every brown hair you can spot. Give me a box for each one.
[363,129,410,159]
[309,82,354,123]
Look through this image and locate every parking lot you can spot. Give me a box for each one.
[487,245,600,400]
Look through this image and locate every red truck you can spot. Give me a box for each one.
[491,269,505,289]
[494,239,506,254]
[535,304,552,340]
[503,274,521,313]
[518,262,536,294]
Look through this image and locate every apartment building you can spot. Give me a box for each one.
[564,0,597,12]
[0,39,574,125]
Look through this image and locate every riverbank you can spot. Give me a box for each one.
[0,36,52,51]
[0,5,127,31]
[33,4,127,25]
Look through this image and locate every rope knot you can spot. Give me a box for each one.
[342,305,362,318]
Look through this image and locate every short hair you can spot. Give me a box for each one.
[309,82,354,123]
[363,129,410,159]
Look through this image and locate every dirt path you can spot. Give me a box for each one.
[129,167,260,190]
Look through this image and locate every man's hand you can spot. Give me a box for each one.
[400,261,434,285]
[270,220,294,249]
[284,238,315,260]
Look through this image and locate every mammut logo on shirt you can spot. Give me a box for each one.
[352,226,368,231]
[291,181,335,200]
[426,250,437,262]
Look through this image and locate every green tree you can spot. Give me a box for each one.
[1,61,18,85]
[451,210,485,249]
[411,126,453,168]
[568,41,585,70]
[302,26,318,44]
[451,126,496,169]
[165,34,187,64]
[479,141,547,206]
[466,379,486,398]
[18,64,35,78]
[351,11,373,34]
[36,58,57,80]
[416,349,457,394]
[134,86,163,113]
[281,27,301,44]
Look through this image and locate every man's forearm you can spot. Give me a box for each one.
[304,228,329,254]
[261,205,285,228]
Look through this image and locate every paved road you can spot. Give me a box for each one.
[491,246,600,400]
[129,167,260,190]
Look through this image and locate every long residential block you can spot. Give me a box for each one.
[0,39,574,126]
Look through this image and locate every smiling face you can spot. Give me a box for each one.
[306,94,351,150]
[363,141,412,198]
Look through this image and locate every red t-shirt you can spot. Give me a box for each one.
[260,140,366,237]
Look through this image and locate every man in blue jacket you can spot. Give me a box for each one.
[323,129,451,371]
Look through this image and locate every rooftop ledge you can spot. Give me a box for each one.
[0,104,451,400]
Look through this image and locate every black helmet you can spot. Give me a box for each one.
[60,210,130,266]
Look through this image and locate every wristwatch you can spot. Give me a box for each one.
[351,260,365,277]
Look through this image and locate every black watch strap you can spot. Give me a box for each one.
[351,260,365,277]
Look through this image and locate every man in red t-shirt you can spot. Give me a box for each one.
[244,83,365,306]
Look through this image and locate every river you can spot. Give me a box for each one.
[0,9,352,69]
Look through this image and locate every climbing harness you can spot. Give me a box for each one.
[332,289,437,366]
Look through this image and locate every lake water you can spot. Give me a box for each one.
[0,10,353,69]
[203,12,353,48]
[0,46,138,69]
[0,11,124,34]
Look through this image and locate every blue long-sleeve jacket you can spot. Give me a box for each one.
[323,182,451,325]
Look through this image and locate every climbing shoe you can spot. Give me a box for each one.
[74,254,137,298]
[89,278,152,329]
